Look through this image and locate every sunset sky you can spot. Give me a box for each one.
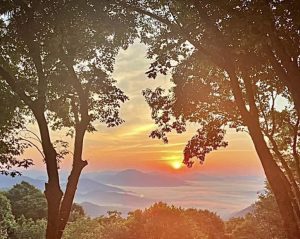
[25,42,264,177]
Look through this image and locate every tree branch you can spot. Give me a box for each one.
[0,66,34,107]
[293,117,300,181]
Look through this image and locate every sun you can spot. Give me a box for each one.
[171,161,183,170]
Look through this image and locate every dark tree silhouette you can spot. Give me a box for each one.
[0,1,136,238]
[119,1,300,238]
[0,83,33,176]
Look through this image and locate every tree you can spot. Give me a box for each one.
[6,181,47,220]
[0,192,15,239]
[0,79,33,176]
[129,202,194,239]
[241,1,300,117]
[68,203,85,222]
[121,1,300,237]
[226,187,287,239]
[63,212,129,239]
[12,216,46,239]
[127,202,225,239]
[63,217,103,239]
[6,181,84,222]
[184,208,225,239]
[98,211,130,239]
[0,1,136,238]
[62,203,225,239]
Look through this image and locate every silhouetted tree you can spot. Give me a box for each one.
[0,82,33,176]
[0,1,136,238]
[119,1,300,237]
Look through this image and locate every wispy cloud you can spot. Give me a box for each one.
[26,42,262,177]
[121,124,155,137]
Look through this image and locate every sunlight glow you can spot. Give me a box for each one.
[171,161,183,170]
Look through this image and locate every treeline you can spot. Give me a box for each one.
[0,182,83,239]
[0,182,287,239]
[0,182,47,239]
[227,186,287,239]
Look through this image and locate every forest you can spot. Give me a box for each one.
[0,0,299,238]
[0,182,286,239]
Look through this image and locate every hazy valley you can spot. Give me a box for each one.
[0,169,264,219]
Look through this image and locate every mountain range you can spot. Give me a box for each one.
[0,169,264,219]
[228,204,255,219]
[0,169,188,215]
[80,201,134,218]
[83,169,188,187]
[0,170,156,209]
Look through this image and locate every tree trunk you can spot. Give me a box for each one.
[45,180,63,239]
[56,124,88,239]
[263,45,300,118]
[51,55,91,239]
[286,77,300,118]
[33,108,63,239]
[262,1,300,117]
[225,65,300,238]
[56,160,87,239]
[269,137,300,208]
[272,55,300,118]
[247,118,300,238]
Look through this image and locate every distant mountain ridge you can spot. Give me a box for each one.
[0,170,157,211]
[0,175,45,190]
[228,205,255,219]
[84,169,188,187]
[1,169,264,219]
[80,202,133,218]
[69,178,126,194]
